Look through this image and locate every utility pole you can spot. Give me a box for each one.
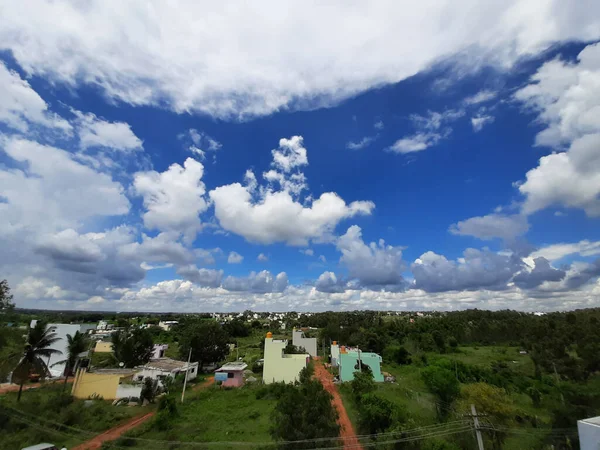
[357,346,362,372]
[471,404,485,450]
[181,348,192,403]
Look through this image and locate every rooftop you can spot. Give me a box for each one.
[216,362,248,372]
[581,416,600,426]
[141,357,196,372]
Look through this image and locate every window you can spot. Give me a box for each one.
[190,368,195,374]
[227,372,234,379]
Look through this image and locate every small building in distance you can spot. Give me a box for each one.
[215,362,248,387]
[292,328,318,357]
[158,320,178,331]
[135,358,198,384]
[338,346,384,383]
[263,332,309,384]
[71,368,141,400]
[578,416,600,450]
[94,341,114,353]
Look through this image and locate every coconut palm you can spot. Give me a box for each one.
[12,321,62,401]
[52,330,89,389]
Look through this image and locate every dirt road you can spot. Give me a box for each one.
[72,376,215,450]
[0,378,72,395]
[314,361,363,450]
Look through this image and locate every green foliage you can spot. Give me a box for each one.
[178,320,230,368]
[111,328,154,368]
[350,369,375,403]
[298,363,314,384]
[283,341,304,354]
[357,393,401,434]
[420,439,462,450]
[448,337,458,349]
[140,377,159,404]
[52,330,89,378]
[432,330,446,353]
[421,366,460,417]
[270,377,339,448]
[385,345,412,365]
[0,279,15,311]
[223,319,250,337]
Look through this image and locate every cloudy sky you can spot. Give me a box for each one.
[1,1,600,312]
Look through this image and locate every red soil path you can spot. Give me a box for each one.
[72,376,215,450]
[314,360,363,450]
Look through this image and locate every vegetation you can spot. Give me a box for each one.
[111,328,154,368]
[0,279,15,311]
[177,320,230,368]
[53,330,89,388]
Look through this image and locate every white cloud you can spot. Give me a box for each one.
[463,90,497,105]
[531,240,600,262]
[222,271,289,293]
[176,266,223,288]
[315,271,346,293]
[118,232,195,266]
[337,226,406,291]
[0,61,71,133]
[210,136,374,245]
[227,251,244,264]
[319,255,327,263]
[182,129,221,161]
[374,120,384,130]
[515,43,600,216]
[449,213,529,241]
[300,249,314,256]
[133,157,208,243]
[2,2,599,120]
[257,253,269,262]
[72,110,142,151]
[346,136,376,150]
[388,109,464,154]
[471,114,495,132]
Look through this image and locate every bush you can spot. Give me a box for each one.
[350,370,375,403]
[140,377,160,404]
[252,361,264,373]
[384,345,412,365]
[357,394,401,434]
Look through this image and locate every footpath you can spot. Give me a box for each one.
[314,360,363,450]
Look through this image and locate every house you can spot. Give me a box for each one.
[578,416,600,450]
[45,324,82,378]
[292,328,317,357]
[151,344,169,359]
[215,362,248,387]
[158,320,178,331]
[330,341,340,367]
[71,368,141,400]
[338,346,384,382]
[94,341,114,353]
[263,332,309,384]
[135,358,198,384]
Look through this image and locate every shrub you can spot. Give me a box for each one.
[350,370,375,403]
[357,394,401,434]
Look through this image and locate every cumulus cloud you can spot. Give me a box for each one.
[222,271,289,293]
[0,61,71,132]
[337,226,406,291]
[449,213,529,241]
[513,257,566,289]
[515,43,600,216]
[227,251,244,264]
[531,240,600,262]
[412,249,523,292]
[471,114,495,132]
[257,253,269,262]
[2,2,599,119]
[388,109,464,154]
[315,271,346,293]
[118,232,195,266]
[133,158,208,243]
[210,136,374,245]
[176,265,223,288]
[72,110,142,151]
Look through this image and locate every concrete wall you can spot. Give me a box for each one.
[46,324,82,377]
[331,344,340,367]
[292,329,318,357]
[218,371,245,387]
[339,351,384,382]
[263,337,308,384]
[72,370,121,400]
[135,365,198,384]
[578,419,600,450]
[116,384,142,399]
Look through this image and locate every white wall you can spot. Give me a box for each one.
[263,337,308,384]
[46,324,82,378]
[578,419,600,450]
[292,330,317,357]
[116,384,142,399]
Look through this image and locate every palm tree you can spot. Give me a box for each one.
[52,330,89,389]
[12,321,62,401]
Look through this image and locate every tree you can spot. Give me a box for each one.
[0,279,15,311]
[270,377,339,449]
[111,328,153,368]
[421,366,460,418]
[140,376,160,404]
[351,369,375,403]
[224,319,250,337]
[178,321,229,369]
[385,345,412,365]
[448,337,458,349]
[12,322,62,401]
[432,330,446,353]
[357,393,401,434]
[52,331,89,389]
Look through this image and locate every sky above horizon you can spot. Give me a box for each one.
[1,1,600,313]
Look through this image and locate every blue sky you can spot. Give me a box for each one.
[1,2,599,312]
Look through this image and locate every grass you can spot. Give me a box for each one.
[0,383,147,450]
[123,384,277,449]
[428,346,535,377]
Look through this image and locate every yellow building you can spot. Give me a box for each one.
[71,368,141,400]
[94,341,114,353]
[263,332,309,384]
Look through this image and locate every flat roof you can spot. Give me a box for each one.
[216,362,248,372]
[141,358,197,371]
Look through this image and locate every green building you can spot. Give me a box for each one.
[338,349,384,382]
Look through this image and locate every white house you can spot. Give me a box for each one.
[292,328,317,357]
[135,358,198,384]
[578,416,600,450]
[263,332,309,384]
[45,324,82,378]
[158,320,178,331]
[151,344,169,359]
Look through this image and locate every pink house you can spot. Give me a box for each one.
[215,362,248,387]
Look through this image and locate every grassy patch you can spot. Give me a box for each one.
[429,346,535,377]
